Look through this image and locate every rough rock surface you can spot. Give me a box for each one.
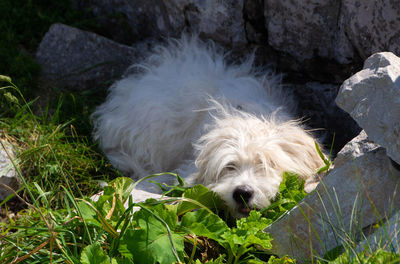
[333,130,379,168]
[336,52,400,164]
[264,0,352,63]
[72,0,247,48]
[264,132,400,260]
[340,0,400,61]
[173,0,247,47]
[264,0,400,64]
[0,141,19,201]
[72,0,178,44]
[71,0,400,83]
[36,23,145,91]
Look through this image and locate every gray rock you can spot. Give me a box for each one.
[340,0,400,60]
[264,0,353,64]
[72,0,247,48]
[333,130,379,168]
[70,1,400,79]
[36,23,144,91]
[0,141,20,201]
[264,0,400,65]
[336,52,400,164]
[264,132,400,260]
[180,0,247,47]
[72,0,179,44]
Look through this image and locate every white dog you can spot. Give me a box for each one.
[92,36,325,217]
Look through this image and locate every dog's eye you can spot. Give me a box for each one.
[236,105,243,110]
[226,163,237,171]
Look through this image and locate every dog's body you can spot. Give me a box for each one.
[92,37,325,217]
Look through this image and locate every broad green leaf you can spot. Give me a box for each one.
[108,177,134,202]
[177,184,224,215]
[180,208,229,243]
[77,200,102,228]
[119,204,185,264]
[96,193,127,223]
[134,203,178,229]
[81,243,110,264]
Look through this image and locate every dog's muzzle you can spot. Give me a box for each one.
[233,185,254,214]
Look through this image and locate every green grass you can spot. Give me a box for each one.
[0,77,117,207]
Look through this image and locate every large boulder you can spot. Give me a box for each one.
[36,23,147,91]
[264,131,400,260]
[336,52,400,164]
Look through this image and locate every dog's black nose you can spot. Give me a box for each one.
[233,185,254,204]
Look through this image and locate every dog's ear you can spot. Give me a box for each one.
[262,123,326,181]
[191,138,219,186]
[190,125,231,186]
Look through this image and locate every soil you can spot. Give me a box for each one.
[0,197,28,223]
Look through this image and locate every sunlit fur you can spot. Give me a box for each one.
[92,36,325,217]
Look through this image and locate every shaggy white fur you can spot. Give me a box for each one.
[92,36,325,217]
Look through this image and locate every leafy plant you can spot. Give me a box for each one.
[1,170,306,264]
[261,172,309,222]
[76,177,275,264]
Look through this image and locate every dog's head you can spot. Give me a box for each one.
[191,112,324,218]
